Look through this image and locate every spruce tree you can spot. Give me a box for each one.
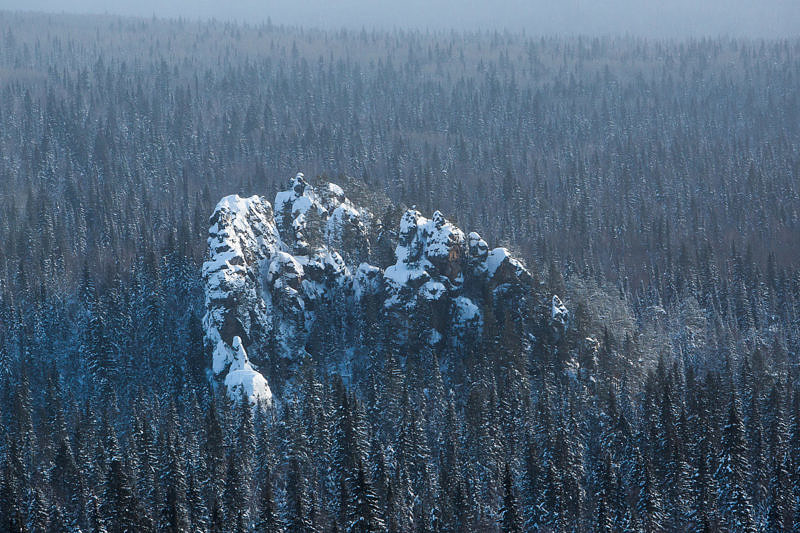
[255,465,282,532]
[286,456,313,532]
[158,431,190,533]
[347,460,385,533]
[499,462,522,533]
[716,393,756,533]
[634,449,664,532]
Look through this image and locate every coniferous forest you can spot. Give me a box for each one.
[1,10,799,533]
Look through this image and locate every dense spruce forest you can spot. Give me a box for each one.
[0,10,799,532]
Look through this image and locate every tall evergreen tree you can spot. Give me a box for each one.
[716,393,756,533]
[255,465,282,533]
[499,462,522,533]
[347,460,385,533]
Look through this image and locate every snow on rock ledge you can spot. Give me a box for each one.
[223,337,272,404]
[551,295,569,325]
[550,295,569,341]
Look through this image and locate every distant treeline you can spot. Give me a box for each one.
[0,11,798,532]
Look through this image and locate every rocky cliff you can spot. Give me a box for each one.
[203,174,565,403]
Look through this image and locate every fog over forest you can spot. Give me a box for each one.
[0,3,799,532]
[6,0,800,37]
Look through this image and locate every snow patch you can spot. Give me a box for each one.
[453,296,481,324]
[551,295,569,327]
[223,337,272,405]
[421,280,447,300]
[353,263,382,300]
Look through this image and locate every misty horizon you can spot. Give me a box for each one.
[3,0,800,38]
[1,0,799,530]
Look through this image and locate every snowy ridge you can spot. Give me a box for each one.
[204,173,554,403]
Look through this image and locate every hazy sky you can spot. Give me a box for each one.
[2,0,799,37]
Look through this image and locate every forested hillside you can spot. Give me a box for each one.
[0,10,799,532]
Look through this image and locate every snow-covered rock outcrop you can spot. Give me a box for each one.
[204,173,374,402]
[382,208,532,347]
[203,194,281,404]
[203,173,541,402]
